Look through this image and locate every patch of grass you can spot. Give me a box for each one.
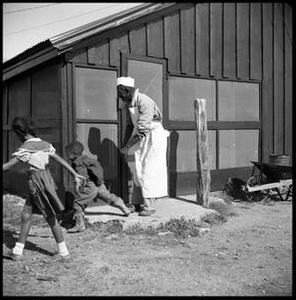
[201,201,238,225]
[3,194,25,228]
[3,193,54,229]
[86,220,124,236]
[124,224,158,236]
[157,217,202,239]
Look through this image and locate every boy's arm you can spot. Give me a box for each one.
[3,157,19,171]
[51,153,85,186]
[86,159,104,186]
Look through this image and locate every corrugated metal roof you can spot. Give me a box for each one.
[50,3,175,50]
[3,3,176,69]
[3,39,55,68]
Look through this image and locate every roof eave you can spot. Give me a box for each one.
[50,3,176,51]
[3,44,60,81]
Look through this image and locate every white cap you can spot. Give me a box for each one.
[117,76,135,87]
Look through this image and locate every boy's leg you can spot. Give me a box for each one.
[67,202,86,233]
[67,183,98,233]
[97,184,132,216]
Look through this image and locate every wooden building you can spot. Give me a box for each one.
[3,3,293,203]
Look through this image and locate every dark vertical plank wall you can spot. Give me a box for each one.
[284,3,293,162]
[68,3,292,163]
[3,61,64,199]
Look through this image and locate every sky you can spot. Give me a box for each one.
[3,2,144,62]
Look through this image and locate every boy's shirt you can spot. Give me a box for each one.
[71,154,104,186]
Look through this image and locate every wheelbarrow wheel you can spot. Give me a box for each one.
[244,176,262,202]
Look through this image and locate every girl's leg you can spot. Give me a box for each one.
[46,215,69,257]
[11,205,33,258]
[17,205,33,244]
[46,215,64,243]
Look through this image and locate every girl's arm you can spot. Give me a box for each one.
[51,153,85,185]
[3,157,19,171]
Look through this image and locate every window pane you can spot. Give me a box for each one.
[219,130,259,168]
[168,77,216,121]
[76,123,118,181]
[169,130,216,172]
[75,68,117,120]
[128,60,163,112]
[219,81,259,121]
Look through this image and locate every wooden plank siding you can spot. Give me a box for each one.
[262,3,274,162]
[147,18,164,58]
[110,33,130,72]
[250,3,263,80]
[284,3,293,162]
[129,25,147,56]
[195,3,210,76]
[223,3,236,79]
[3,61,64,199]
[236,3,250,79]
[87,46,96,65]
[273,3,285,155]
[164,11,181,73]
[180,5,195,75]
[95,41,110,66]
[69,47,88,64]
[210,3,223,77]
[51,2,292,194]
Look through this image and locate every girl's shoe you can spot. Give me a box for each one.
[53,253,71,262]
[5,251,23,261]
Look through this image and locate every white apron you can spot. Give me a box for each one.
[128,106,170,198]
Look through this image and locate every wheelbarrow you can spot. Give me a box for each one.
[243,161,293,202]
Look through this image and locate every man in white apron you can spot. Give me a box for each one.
[117,76,170,216]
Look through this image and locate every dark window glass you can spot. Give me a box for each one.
[219,130,259,168]
[170,130,216,172]
[127,60,163,113]
[168,77,216,121]
[218,81,259,121]
[75,68,117,120]
[76,123,118,181]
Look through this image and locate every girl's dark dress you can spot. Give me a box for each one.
[12,138,64,218]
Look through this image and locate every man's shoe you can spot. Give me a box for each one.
[120,206,132,216]
[67,225,85,233]
[139,209,156,217]
[5,251,23,261]
[125,204,135,213]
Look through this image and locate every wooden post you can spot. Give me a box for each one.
[194,99,211,207]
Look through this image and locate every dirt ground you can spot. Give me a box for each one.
[2,196,292,297]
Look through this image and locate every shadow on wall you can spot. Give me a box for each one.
[87,126,130,197]
[168,130,179,197]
